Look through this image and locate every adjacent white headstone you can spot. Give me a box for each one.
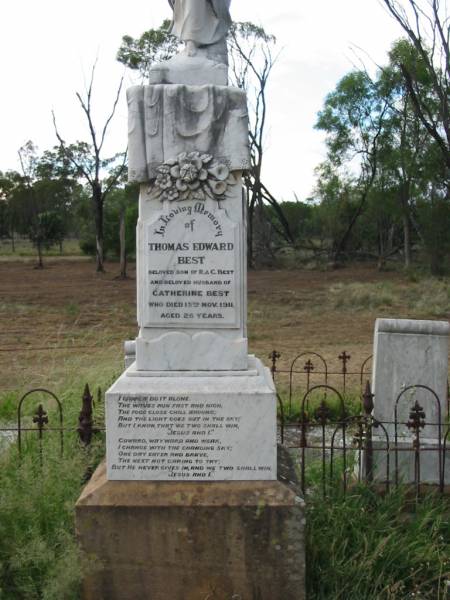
[371,318,449,484]
[372,318,449,437]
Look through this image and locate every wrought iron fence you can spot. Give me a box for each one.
[269,349,374,417]
[272,350,450,497]
[1,350,449,497]
[0,384,105,469]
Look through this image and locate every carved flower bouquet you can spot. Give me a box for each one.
[151,151,236,202]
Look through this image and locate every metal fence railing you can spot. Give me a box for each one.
[271,350,450,498]
[0,384,105,470]
[1,350,449,497]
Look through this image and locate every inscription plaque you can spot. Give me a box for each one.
[143,203,240,329]
[107,393,276,481]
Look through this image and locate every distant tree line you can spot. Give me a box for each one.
[0,141,138,272]
[0,0,447,274]
[265,0,449,274]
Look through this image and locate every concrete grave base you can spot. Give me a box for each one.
[360,436,450,486]
[75,448,305,600]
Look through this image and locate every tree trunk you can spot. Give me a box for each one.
[37,242,43,269]
[402,213,411,269]
[93,183,105,273]
[400,182,412,269]
[119,207,127,279]
[377,222,386,271]
[11,230,15,253]
[247,191,256,270]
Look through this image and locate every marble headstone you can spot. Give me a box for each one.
[371,318,449,484]
[78,5,304,598]
[105,0,277,481]
[372,318,449,438]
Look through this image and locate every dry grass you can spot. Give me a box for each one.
[329,279,450,318]
[0,260,449,398]
[0,259,449,599]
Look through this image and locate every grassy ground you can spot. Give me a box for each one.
[306,482,450,599]
[2,259,449,398]
[0,238,82,259]
[0,258,449,598]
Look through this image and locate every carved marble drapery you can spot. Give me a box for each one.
[169,0,232,46]
[127,84,250,183]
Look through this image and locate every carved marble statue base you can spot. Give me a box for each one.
[149,54,228,86]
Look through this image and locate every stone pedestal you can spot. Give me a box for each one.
[369,437,450,485]
[106,356,277,482]
[76,449,305,600]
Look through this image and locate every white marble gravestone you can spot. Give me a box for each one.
[105,5,277,482]
[372,318,449,437]
[78,7,304,599]
[371,318,450,484]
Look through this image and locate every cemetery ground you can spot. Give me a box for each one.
[1,257,450,599]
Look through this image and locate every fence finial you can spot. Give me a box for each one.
[363,380,374,415]
[78,384,97,446]
[268,350,281,378]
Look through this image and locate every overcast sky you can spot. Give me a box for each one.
[0,0,404,201]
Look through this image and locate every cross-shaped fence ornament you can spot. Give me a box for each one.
[314,399,332,425]
[407,401,426,433]
[304,359,314,374]
[33,404,49,435]
[338,351,351,374]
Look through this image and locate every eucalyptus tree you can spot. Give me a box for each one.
[377,37,449,272]
[315,70,390,263]
[380,0,449,177]
[12,142,71,267]
[53,63,127,272]
[376,44,433,267]
[0,170,22,249]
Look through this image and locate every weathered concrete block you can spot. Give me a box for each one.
[76,448,305,600]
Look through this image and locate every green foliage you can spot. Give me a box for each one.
[306,484,450,599]
[28,211,65,252]
[117,20,179,78]
[78,184,139,259]
[229,21,276,45]
[0,171,21,239]
[0,431,105,597]
[312,37,449,269]
[2,143,87,261]
[417,196,450,275]
[265,200,318,244]
[277,388,362,423]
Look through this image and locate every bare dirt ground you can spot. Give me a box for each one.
[0,259,421,396]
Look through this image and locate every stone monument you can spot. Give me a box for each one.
[370,318,450,485]
[76,3,305,598]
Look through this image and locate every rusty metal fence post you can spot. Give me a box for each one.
[363,381,374,483]
[78,384,99,446]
